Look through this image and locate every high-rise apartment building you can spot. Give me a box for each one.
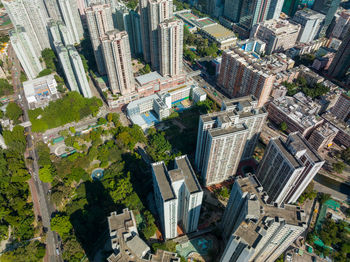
[43,0,62,21]
[48,20,74,46]
[86,4,114,75]
[4,0,50,55]
[220,175,306,262]
[57,0,84,44]
[328,28,350,80]
[139,0,151,63]
[312,0,341,37]
[331,93,350,122]
[292,9,325,43]
[217,48,276,107]
[101,30,135,95]
[9,26,43,80]
[56,42,92,97]
[152,155,203,239]
[195,96,266,186]
[251,18,301,54]
[256,132,324,205]
[115,3,143,57]
[330,10,350,40]
[148,0,173,70]
[158,19,183,77]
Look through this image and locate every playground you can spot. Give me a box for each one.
[141,111,159,126]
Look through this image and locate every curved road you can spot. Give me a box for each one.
[8,45,62,262]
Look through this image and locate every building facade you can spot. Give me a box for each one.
[57,0,84,44]
[152,155,203,239]
[328,28,350,80]
[86,4,114,75]
[293,8,325,43]
[312,0,341,37]
[195,97,266,186]
[218,48,276,107]
[10,26,43,80]
[256,132,324,205]
[43,0,62,21]
[330,93,350,122]
[220,175,306,262]
[101,30,135,95]
[4,0,50,55]
[148,0,173,70]
[158,19,183,77]
[250,19,301,54]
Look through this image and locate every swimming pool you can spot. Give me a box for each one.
[91,169,104,180]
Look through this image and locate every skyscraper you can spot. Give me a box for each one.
[3,0,50,55]
[312,0,341,37]
[57,0,84,44]
[86,4,114,75]
[292,8,325,43]
[220,175,306,262]
[115,3,143,57]
[9,26,43,80]
[282,0,315,17]
[223,0,273,32]
[139,0,151,63]
[101,30,135,95]
[218,48,275,107]
[195,96,267,186]
[328,28,350,80]
[43,0,62,21]
[158,19,183,77]
[152,155,203,239]
[148,0,173,70]
[266,0,284,20]
[48,20,75,46]
[256,132,324,205]
[56,42,92,97]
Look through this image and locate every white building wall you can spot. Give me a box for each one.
[163,199,178,239]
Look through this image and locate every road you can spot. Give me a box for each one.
[8,45,62,262]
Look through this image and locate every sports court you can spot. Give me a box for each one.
[196,17,215,28]
[173,99,192,112]
[141,111,159,126]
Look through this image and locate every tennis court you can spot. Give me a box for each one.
[141,111,159,125]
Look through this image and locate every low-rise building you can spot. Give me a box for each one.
[299,65,325,85]
[107,208,180,262]
[23,74,59,109]
[268,92,324,137]
[308,123,338,151]
[175,10,237,49]
[250,18,301,55]
[322,112,350,148]
[286,38,329,58]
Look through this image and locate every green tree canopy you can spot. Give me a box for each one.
[5,102,22,121]
[39,165,54,183]
[0,78,13,96]
[51,214,73,238]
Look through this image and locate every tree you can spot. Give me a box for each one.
[3,125,26,153]
[41,48,56,71]
[51,214,73,238]
[97,117,107,125]
[0,78,13,96]
[39,165,54,183]
[37,68,52,77]
[318,193,331,204]
[5,102,22,121]
[144,64,151,73]
[0,241,46,262]
[332,161,345,174]
[280,121,288,132]
[20,72,28,82]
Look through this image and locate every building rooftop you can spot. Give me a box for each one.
[152,162,176,201]
[232,175,307,246]
[201,23,236,41]
[174,156,202,194]
[294,8,325,20]
[125,235,150,259]
[152,155,202,201]
[255,18,301,36]
[209,123,248,137]
[273,138,302,168]
[272,92,322,129]
[151,250,180,262]
[136,71,163,86]
[322,112,350,135]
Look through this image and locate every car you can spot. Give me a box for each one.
[56,247,60,256]
[285,253,292,261]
